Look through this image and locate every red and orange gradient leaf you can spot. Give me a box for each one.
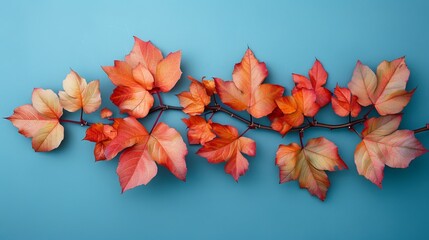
[59,70,101,114]
[276,137,347,201]
[103,37,182,118]
[331,85,361,117]
[348,58,414,116]
[84,119,121,161]
[292,59,332,107]
[197,124,256,181]
[7,88,64,152]
[104,117,187,192]
[177,76,211,116]
[354,115,427,187]
[100,108,113,119]
[215,49,284,118]
[269,89,319,135]
[182,116,215,145]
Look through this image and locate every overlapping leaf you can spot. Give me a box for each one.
[348,57,414,115]
[182,116,215,145]
[269,89,319,135]
[7,88,64,152]
[331,85,361,117]
[197,123,256,181]
[215,49,284,118]
[276,137,347,201]
[59,70,101,113]
[104,117,187,192]
[84,119,121,161]
[177,76,211,116]
[292,59,332,107]
[354,115,427,187]
[103,37,182,118]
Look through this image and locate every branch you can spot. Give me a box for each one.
[414,124,429,134]
[59,103,429,137]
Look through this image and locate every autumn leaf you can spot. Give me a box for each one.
[177,76,211,116]
[269,89,320,135]
[276,137,347,201]
[197,123,256,181]
[182,116,215,145]
[100,108,113,119]
[354,115,427,187]
[202,78,216,95]
[104,117,187,192]
[83,119,121,161]
[102,37,182,118]
[292,59,332,107]
[7,88,64,152]
[58,70,101,114]
[348,58,414,116]
[331,85,361,117]
[215,48,284,118]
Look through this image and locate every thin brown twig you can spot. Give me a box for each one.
[57,103,429,137]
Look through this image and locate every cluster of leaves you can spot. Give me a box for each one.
[7,37,428,201]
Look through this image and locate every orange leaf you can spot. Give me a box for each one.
[154,51,182,92]
[354,115,427,187]
[215,49,284,118]
[125,36,163,75]
[177,76,211,116]
[202,78,216,95]
[197,124,256,181]
[331,85,361,117]
[102,37,182,118]
[59,70,101,114]
[269,89,319,135]
[182,116,215,145]
[117,146,158,192]
[348,58,414,115]
[276,137,347,201]
[104,117,187,191]
[7,88,64,152]
[84,121,119,161]
[110,86,154,118]
[100,108,113,119]
[292,59,332,107]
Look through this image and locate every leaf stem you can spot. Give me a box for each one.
[299,130,304,147]
[155,91,164,106]
[363,106,374,119]
[349,126,363,139]
[238,127,251,138]
[59,118,91,126]
[149,109,164,134]
[414,124,429,134]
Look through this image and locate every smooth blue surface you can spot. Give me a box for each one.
[1,0,429,239]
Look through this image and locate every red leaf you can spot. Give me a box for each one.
[177,76,211,116]
[331,85,361,117]
[197,124,256,181]
[182,116,215,145]
[269,89,319,135]
[104,117,187,191]
[103,37,182,118]
[292,59,332,107]
[215,49,284,118]
[84,121,119,161]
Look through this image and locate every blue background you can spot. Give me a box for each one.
[1,0,429,239]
